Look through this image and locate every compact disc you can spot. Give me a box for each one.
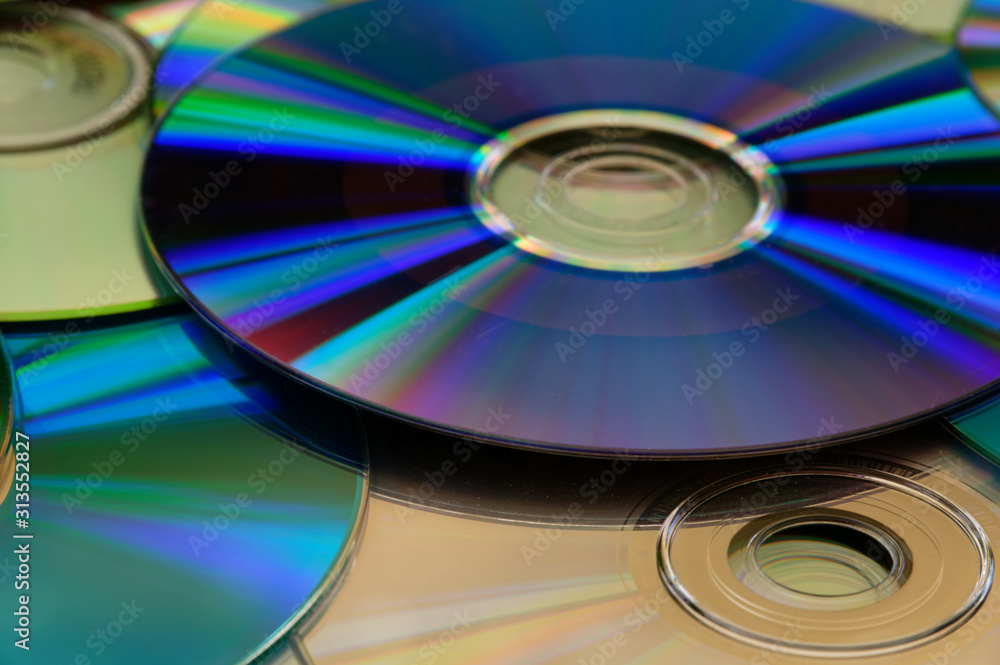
[267,422,1000,664]
[142,0,1000,457]
[0,308,367,665]
[0,0,193,321]
[959,0,1000,113]
[153,0,356,114]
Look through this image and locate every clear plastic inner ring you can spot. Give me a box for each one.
[657,468,994,658]
[0,5,149,151]
[471,110,782,272]
[729,512,911,611]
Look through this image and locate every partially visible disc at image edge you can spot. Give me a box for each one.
[0,309,367,665]
[948,389,1000,465]
[143,0,1000,457]
[810,0,967,37]
[267,421,1000,664]
[958,0,1000,113]
[0,0,195,321]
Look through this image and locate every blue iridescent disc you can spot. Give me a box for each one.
[0,310,367,665]
[143,0,1000,457]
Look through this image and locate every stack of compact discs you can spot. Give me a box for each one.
[6,0,1000,662]
[263,415,1000,664]
[2,1,383,663]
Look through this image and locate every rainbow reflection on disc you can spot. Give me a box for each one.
[152,0,359,113]
[0,310,367,665]
[143,0,1000,457]
[106,0,199,50]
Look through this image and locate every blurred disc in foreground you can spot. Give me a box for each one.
[0,309,367,665]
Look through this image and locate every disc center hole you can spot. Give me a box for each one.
[755,522,894,597]
[543,146,694,225]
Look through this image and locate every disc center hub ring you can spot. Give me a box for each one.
[657,468,993,658]
[0,5,150,151]
[471,109,783,272]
